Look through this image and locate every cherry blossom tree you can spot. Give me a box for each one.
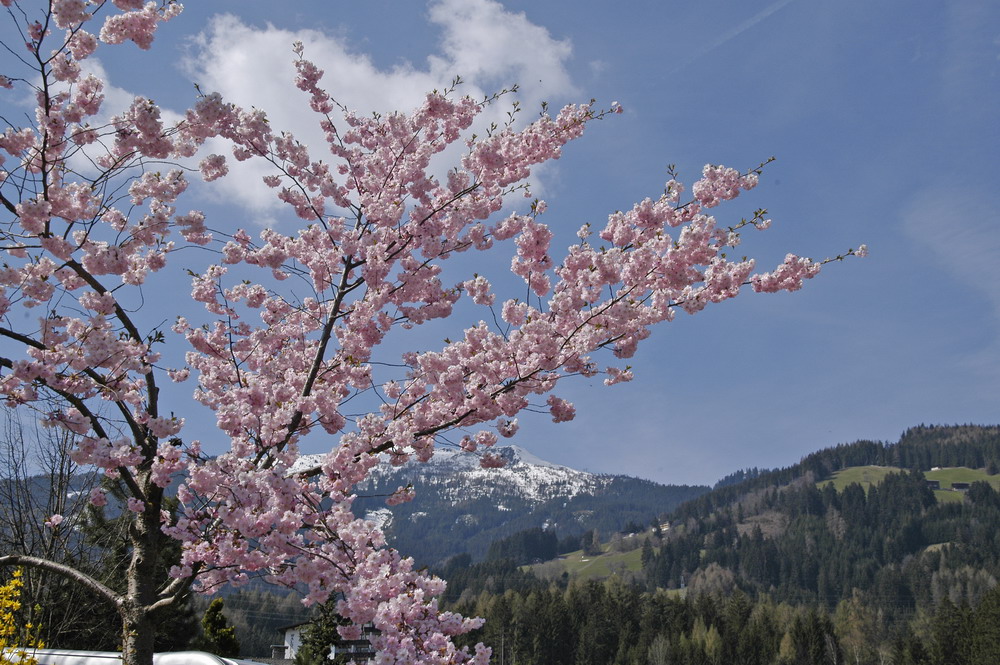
[0,2,864,665]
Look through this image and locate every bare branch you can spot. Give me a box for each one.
[0,554,122,609]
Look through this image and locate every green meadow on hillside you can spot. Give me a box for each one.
[527,544,645,580]
[821,465,1000,503]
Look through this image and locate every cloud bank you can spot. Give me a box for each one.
[180,0,578,222]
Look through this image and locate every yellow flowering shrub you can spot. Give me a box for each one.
[0,569,42,665]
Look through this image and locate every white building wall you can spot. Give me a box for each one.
[283,626,304,659]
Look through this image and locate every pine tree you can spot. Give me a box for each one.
[969,585,1000,665]
[646,634,671,665]
[193,599,240,658]
[641,538,655,574]
[929,599,970,665]
[294,599,352,665]
[582,530,602,557]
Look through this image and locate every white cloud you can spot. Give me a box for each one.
[178,0,578,223]
[426,0,575,109]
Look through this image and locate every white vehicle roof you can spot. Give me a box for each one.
[5,649,270,665]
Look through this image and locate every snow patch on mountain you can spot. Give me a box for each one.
[364,507,393,531]
[358,445,602,505]
[291,444,602,506]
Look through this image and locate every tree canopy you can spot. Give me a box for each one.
[0,2,857,664]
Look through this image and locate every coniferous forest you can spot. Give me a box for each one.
[440,574,1000,665]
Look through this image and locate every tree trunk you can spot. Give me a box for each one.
[121,479,166,665]
[121,608,157,665]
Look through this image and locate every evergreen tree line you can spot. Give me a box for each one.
[253,426,1000,662]
[714,467,770,490]
[485,528,559,565]
[443,576,1000,665]
[434,555,548,605]
[266,467,1000,663]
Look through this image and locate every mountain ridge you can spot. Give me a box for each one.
[345,444,709,565]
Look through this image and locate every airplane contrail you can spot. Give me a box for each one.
[665,0,799,75]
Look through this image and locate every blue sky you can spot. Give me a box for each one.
[6,0,999,486]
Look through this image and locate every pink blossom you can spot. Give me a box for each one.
[475,431,498,448]
[386,485,416,506]
[604,366,634,386]
[52,0,91,29]
[44,514,64,528]
[199,154,229,181]
[546,395,576,423]
[176,211,212,245]
[89,488,108,507]
[67,30,98,59]
[16,197,51,234]
[337,624,362,641]
[462,275,494,306]
[147,415,183,438]
[479,452,506,469]
[497,419,519,438]
[168,368,190,382]
[28,21,46,42]
[100,3,173,50]
[691,164,745,208]
[750,254,821,293]
[0,127,36,156]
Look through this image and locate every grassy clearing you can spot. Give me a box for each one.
[926,467,1000,488]
[927,467,1000,503]
[933,489,965,504]
[822,465,900,492]
[821,465,1000,503]
[528,544,645,581]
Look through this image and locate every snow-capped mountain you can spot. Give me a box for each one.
[338,445,708,565]
[356,445,603,504]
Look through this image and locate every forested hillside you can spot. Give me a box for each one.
[424,425,1000,665]
[644,425,1000,616]
[644,470,1000,609]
